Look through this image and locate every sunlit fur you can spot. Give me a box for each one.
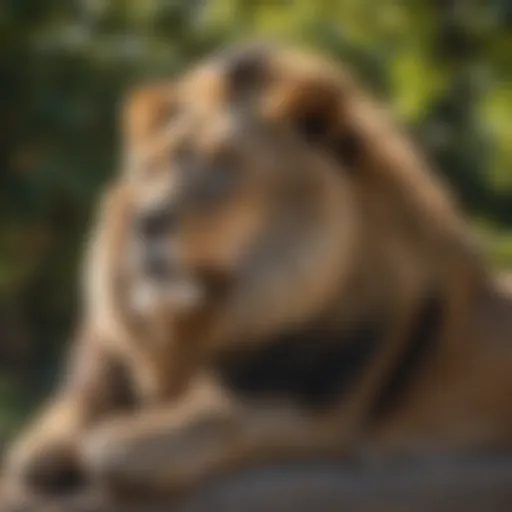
[6,43,512,500]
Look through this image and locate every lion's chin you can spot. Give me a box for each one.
[129,276,206,315]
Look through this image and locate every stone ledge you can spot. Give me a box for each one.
[2,456,512,512]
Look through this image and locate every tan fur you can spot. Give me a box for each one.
[5,43,512,499]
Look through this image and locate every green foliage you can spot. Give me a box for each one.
[0,0,511,433]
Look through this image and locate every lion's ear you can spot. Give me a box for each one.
[267,70,363,170]
[121,83,175,158]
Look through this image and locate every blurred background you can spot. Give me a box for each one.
[0,0,511,447]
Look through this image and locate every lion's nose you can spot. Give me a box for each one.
[135,206,177,242]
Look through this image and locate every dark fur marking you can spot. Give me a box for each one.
[296,112,361,170]
[214,296,442,413]
[335,131,362,169]
[65,347,138,414]
[369,294,444,422]
[214,319,385,410]
[297,111,331,144]
[224,44,270,96]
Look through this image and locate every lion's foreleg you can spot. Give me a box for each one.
[82,379,343,498]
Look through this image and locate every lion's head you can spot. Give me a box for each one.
[89,43,486,375]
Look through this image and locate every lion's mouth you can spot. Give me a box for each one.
[127,240,202,312]
[129,236,234,314]
[131,261,232,315]
[130,274,206,314]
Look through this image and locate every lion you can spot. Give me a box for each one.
[5,42,512,500]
